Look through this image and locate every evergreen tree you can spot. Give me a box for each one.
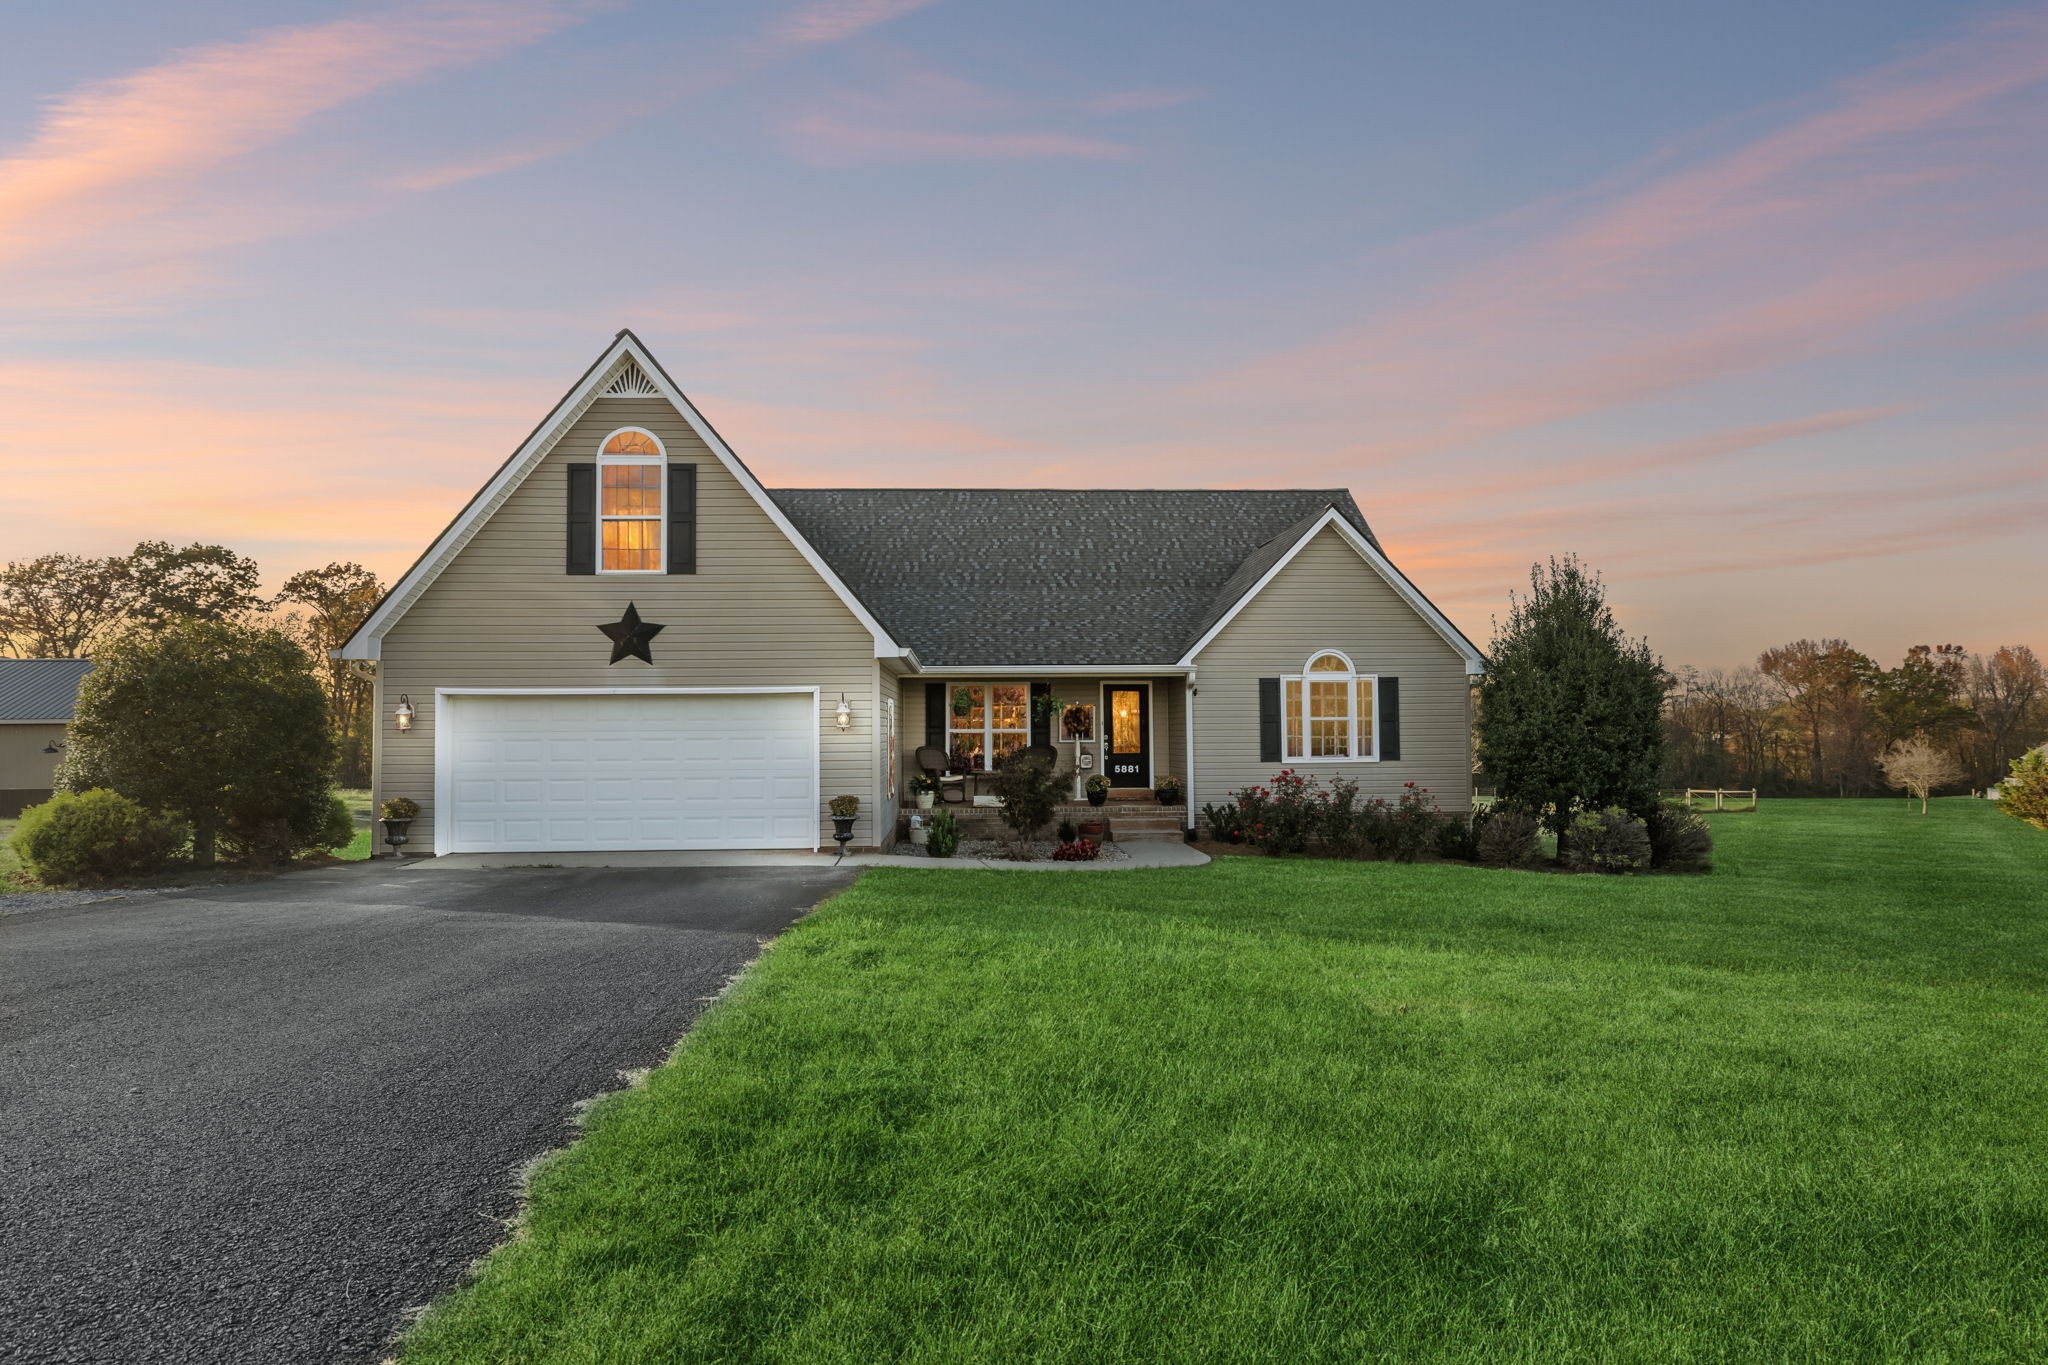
[1476,555,1665,856]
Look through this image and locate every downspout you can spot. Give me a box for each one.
[1184,671,1197,837]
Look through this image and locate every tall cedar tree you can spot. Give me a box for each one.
[1476,556,1665,854]
[60,619,335,866]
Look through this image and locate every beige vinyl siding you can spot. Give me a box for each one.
[898,677,1185,800]
[377,397,881,852]
[0,722,68,815]
[1192,526,1475,814]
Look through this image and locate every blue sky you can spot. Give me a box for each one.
[1,0,2043,668]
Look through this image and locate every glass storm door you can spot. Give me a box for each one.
[1104,684,1151,788]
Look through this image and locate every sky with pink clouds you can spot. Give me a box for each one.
[1,0,2043,669]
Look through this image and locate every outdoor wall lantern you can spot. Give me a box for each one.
[834,693,853,732]
[394,694,415,733]
[43,738,65,754]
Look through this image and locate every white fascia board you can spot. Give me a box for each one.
[912,664,1195,676]
[1179,508,1486,674]
[338,333,902,660]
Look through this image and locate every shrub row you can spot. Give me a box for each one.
[1199,770,1711,873]
[8,788,358,886]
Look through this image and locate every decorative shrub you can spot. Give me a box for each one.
[988,750,1064,847]
[1051,838,1100,862]
[1200,802,1246,843]
[1380,782,1444,863]
[1999,748,2048,831]
[1645,803,1713,871]
[1564,807,1652,874]
[926,808,961,858]
[828,794,861,818]
[10,789,185,883]
[1315,778,1374,858]
[1245,770,1319,855]
[1154,776,1185,805]
[1056,818,1078,843]
[380,796,421,821]
[317,794,356,853]
[1436,809,1483,861]
[1477,809,1542,868]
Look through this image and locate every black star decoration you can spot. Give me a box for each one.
[597,602,666,665]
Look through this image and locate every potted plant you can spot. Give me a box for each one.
[1154,775,1185,806]
[909,772,937,809]
[828,794,860,852]
[1085,774,1110,808]
[1032,691,1066,724]
[378,796,420,856]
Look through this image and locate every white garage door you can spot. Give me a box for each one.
[441,692,817,853]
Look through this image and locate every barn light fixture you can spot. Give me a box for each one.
[44,738,65,754]
[834,693,853,732]
[394,695,415,733]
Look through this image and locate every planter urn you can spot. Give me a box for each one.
[379,817,412,856]
[916,792,934,810]
[831,815,857,854]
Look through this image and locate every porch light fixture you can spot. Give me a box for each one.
[394,695,415,733]
[833,693,853,732]
[44,738,65,754]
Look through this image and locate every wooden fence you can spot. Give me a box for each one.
[1683,788,1759,812]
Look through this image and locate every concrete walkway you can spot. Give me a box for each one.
[407,841,1210,873]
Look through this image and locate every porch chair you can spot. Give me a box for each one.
[914,745,968,804]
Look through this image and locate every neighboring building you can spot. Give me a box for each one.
[339,332,1484,855]
[0,659,94,817]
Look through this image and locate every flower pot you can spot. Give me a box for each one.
[831,815,857,841]
[1078,820,1105,841]
[916,792,934,810]
[910,824,929,846]
[378,817,412,856]
[1087,790,1107,807]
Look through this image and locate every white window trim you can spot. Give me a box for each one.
[1282,651,1379,763]
[943,681,1031,770]
[597,425,665,575]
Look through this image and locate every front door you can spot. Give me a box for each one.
[1104,684,1151,788]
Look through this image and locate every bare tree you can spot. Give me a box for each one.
[1963,646,2047,788]
[0,554,133,657]
[1879,735,1964,815]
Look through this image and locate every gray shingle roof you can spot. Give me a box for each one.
[0,659,94,722]
[773,489,1376,667]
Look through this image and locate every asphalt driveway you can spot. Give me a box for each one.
[0,861,856,1364]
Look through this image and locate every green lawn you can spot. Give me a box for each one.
[404,800,2048,1363]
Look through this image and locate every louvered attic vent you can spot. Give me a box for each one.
[600,360,660,396]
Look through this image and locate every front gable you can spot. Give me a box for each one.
[340,333,899,660]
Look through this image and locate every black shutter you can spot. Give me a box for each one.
[666,464,697,574]
[1258,678,1281,763]
[565,464,595,575]
[924,683,945,750]
[1029,682,1052,746]
[1379,676,1401,761]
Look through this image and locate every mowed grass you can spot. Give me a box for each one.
[404,800,2048,1363]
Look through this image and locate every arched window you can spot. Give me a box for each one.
[598,428,664,572]
[1282,650,1377,761]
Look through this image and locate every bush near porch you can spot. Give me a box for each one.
[402,799,2048,1362]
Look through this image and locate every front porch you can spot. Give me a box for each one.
[902,790,1189,844]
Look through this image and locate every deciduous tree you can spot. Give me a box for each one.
[123,541,265,635]
[0,554,132,657]
[1878,735,1963,814]
[60,620,335,866]
[274,562,385,787]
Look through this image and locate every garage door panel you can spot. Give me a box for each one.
[444,693,818,853]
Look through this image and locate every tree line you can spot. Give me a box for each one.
[0,547,385,786]
[1663,640,2046,796]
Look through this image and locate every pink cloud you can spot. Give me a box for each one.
[774,0,940,45]
[0,1,596,266]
